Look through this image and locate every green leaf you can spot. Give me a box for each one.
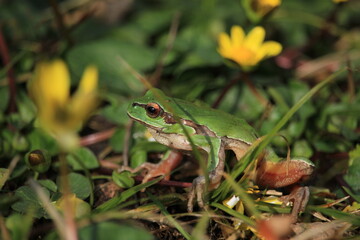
[78,222,154,240]
[344,145,360,195]
[112,171,135,188]
[130,141,168,168]
[12,132,29,151]
[95,177,162,212]
[109,128,125,152]
[211,203,256,227]
[0,87,9,112]
[16,90,37,125]
[308,205,360,225]
[130,150,147,169]
[292,140,313,158]
[342,186,360,203]
[130,141,168,153]
[37,180,58,192]
[27,129,58,155]
[0,168,9,189]
[57,173,92,200]
[66,39,157,94]
[6,213,34,240]
[67,147,99,171]
[11,185,49,218]
[100,101,130,125]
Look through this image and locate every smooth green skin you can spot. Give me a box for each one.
[127,88,313,174]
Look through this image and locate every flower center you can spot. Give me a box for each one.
[232,46,258,67]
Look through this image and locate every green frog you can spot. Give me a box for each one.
[127,88,314,221]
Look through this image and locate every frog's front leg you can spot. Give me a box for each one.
[187,135,225,212]
[120,150,183,183]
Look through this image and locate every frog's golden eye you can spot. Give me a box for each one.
[145,103,162,118]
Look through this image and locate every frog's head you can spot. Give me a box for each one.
[127,88,175,129]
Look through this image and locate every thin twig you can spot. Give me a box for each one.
[0,215,11,240]
[0,155,20,190]
[300,3,342,54]
[212,73,241,108]
[48,0,73,46]
[134,176,192,188]
[80,128,116,146]
[122,120,134,167]
[29,179,67,240]
[346,57,355,103]
[0,26,17,113]
[212,71,269,108]
[150,12,181,86]
[117,55,153,89]
[242,72,268,107]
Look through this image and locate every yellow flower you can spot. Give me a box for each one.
[54,193,91,218]
[218,26,282,70]
[28,59,98,150]
[333,0,348,3]
[252,0,281,16]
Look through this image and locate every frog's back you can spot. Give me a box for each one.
[171,98,258,144]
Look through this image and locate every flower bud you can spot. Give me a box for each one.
[25,149,51,173]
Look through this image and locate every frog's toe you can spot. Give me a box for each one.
[187,176,207,212]
[187,190,195,212]
[280,186,310,223]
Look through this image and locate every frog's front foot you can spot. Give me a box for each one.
[187,176,206,212]
[187,172,222,212]
[120,151,183,184]
[280,186,310,223]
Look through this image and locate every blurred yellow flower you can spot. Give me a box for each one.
[333,0,348,3]
[28,59,98,150]
[54,193,91,218]
[218,26,282,70]
[252,0,281,16]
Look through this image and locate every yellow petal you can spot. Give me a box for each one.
[231,26,245,47]
[31,60,70,133]
[244,26,265,51]
[69,65,99,127]
[40,60,70,107]
[78,65,98,94]
[218,32,233,58]
[256,41,282,61]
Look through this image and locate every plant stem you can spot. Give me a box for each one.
[0,26,17,113]
[212,73,241,108]
[212,71,269,108]
[242,72,268,107]
[59,153,78,240]
[48,0,73,47]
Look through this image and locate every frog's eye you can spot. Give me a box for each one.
[145,103,162,118]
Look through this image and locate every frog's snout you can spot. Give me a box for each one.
[127,102,143,119]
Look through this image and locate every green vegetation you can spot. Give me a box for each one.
[0,0,359,239]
